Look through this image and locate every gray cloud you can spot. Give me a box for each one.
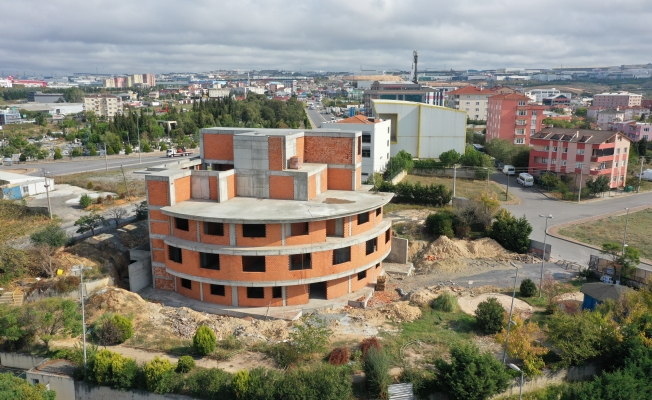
[2,0,652,75]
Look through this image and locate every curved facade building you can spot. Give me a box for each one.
[145,127,393,307]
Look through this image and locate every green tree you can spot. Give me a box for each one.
[91,349,139,389]
[290,316,332,360]
[363,347,391,399]
[231,369,250,399]
[141,143,152,152]
[435,343,511,400]
[74,213,108,236]
[489,209,532,253]
[30,224,68,278]
[425,211,455,238]
[143,356,174,393]
[124,144,133,155]
[586,175,610,197]
[71,147,82,157]
[574,108,588,117]
[439,149,461,166]
[192,325,216,355]
[175,355,195,373]
[475,297,506,334]
[0,372,56,399]
[53,148,63,160]
[79,193,93,208]
[35,113,47,126]
[520,278,538,298]
[22,143,40,160]
[63,87,84,103]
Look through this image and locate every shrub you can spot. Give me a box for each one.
[53,276,80,293]
[275,364,353,400]
[105,194,113,202]
[79,193,93,208]
[520,278,538,297]
[360,337,381,359]
[431,292,459,312]
[400,367,438,399]
[363,347,391,399]
[175,355,196,373]
[142,143,152,152]
[192,325,216,356]
[231,369,250,399]
[435,343,511,400]
[54,148,63,160]
[143,356,173,393]
[0,371,56,399]
[265,342,301,368]
[425,212,455,238]
[290,316,332,360]
[90,349,139,389]
[111,314,133,342]
[134,200,148,219]
[475,297,505,334]
[216,334,242,350]
[489,209,533,253]
[380,180,453,206]
[93,314,133,345]
[246,367,281,400]
[185,368,233,399]
[328,347,350,365]
[86,182,94,189]
[96,196,103,204]
[94,185,102,191]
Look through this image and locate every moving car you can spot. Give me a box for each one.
[517,173,534,186]
[502,165,515,175]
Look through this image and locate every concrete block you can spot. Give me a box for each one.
[385,237,408,264]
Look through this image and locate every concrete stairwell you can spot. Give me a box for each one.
[0,289,24,306]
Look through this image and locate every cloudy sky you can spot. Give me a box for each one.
[2,0,652,76]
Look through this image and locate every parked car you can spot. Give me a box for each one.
[503,165,515,175]
[517,173,534,186]
[636,169,652,181]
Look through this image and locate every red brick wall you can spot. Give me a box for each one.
[148,181,169,206]
[153,266,173,278]
[155,278,174,291]
[236,224,283,247]
[268,137,284,171]
[204,134,234,161]
[174,176,191,204]
[327,168,352,191]
[202,283,232,306]
[351,268,371,292]
[356,136,362,164]
[152,249,166,264]
[269,176,294,200]
[150,221,170,235]
[199,222,230,246]
[175,277,201,301]
[326,219,336,236]
[237,286,272,307]
[173,219,197,242]
[151,238,165,250]
[150,210,167,221]
[308,175,317,200]
[327,276,349,299]
[304,137,353,164]
[296,136,305,160]
[286,284,309,306]
[285,220,326,246]
[209,177,218,200]
[352,211,374,236]
[227,174,236,199]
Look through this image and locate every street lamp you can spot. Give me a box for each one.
[136,113,142,164]
[538,214,553,297]
[503,262,519,364]
[71,264,92,379]
[622,208,630,256]
[508,363,524,400]
[484,167,489,193]
[41,168,52,219]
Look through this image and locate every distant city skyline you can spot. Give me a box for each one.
[2,0,652,75]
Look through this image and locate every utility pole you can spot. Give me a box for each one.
[484,167,489,193]
[120,165,131,200]
[452,164,457,198]
[104,143,108,171]
[42,169,52,219]
[577,165,584,202]
[503,262,519,364]
[72,264,92,380]
[638,156,645,193]
[506,173,510,201]
[622,208,630,255]
[137,114,142,163]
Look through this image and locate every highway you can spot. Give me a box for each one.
[0,151,177,177]
[306,103,332,129]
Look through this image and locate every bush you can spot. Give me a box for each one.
[86,182,94,189]
[360,337,381,358]
[489,209,533,253]
[90,349,139,389]
[134,200,148,220]
[94,185,102,191]
[439,149,461,166]
[475,297,505,334]
[143,356,174,393]
[383,150,414,180]
[0,372,56,399]
[93,314,132,345]
[185,367,233,399]
[53,148,63,160]
[192,325,216,356]
[96,196,103,204]
[111,314,133,342]
[435,343,511,400]
[363,347,391,399]
[290,316,332,360]
[175,355,196,373]
[142,143,152,153]
[400,367,438,399]
[231,369,250,399]
[425,212,455,238]
[79,193,93,208]
[274,364,353,400]
[431,292,459,312]
[520,278,538,298]
[328,347,350,365]
[246,367,281,400]
[380,180,453,207]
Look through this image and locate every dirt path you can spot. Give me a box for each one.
[457,293,534,318]
[48,339,275,373]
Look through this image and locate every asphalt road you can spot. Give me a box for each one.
[1,152,176,176]
[491,170,652,268]
[306,105,331,128]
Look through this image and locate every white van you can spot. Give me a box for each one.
[503,165,515,175]
[517,173,534,187]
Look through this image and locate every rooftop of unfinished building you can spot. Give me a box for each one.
[200,126,361,137]
[161,185,393,224]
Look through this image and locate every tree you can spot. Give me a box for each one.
[142,143,152,152]
[79,193,93,208]
[107,206,127,227]
[30,225,68,278]
[53,148,63,160]
[425,212,455,238]
[175,356,195,373]
[489,209,533,253]
[586,175,610,197]
[475,297,506,334]
[0,372,56,399]
[192,325,216,355]
[74,213,108,236]
[124,144,133,155]
[496,314,547,377]
[134,201,148,220]
[520,278,538,298]
[435,343,511,400]
[439,149,461,166]
[363,347,391,399]
[143,356,174,393]
[71,147,82,157]
[289,316,332,360]
[574,108,588,117]
[35,113,47,126]
[91,349,139,389]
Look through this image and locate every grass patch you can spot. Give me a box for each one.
[54,169,146,198]
[403,174,517,203]
[383,203,440,213]
[558,208,652,260]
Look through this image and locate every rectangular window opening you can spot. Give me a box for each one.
[175,218,189,231]
[181,278,192,289]
[385,229,391,243]
[247,287,265,299]
[358,212,370,225]
[200,252,220,270]
[362,148,371,158]
[358,270,367,281]
[333,247,351,265]
[242,256,266,272]
[210,284,225,296]
[272,286,283,299]
[362,134,371,143]
[204,222,224,236]
[376,207,381,216]
[169,246,182,263]
[366,238,377,255]
[357,136,362,155]
[243,224,266,238]
[290,253,312,270]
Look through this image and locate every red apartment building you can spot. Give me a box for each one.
[144,127,394,308]
[529,128,631,189]
[486,94,547,146]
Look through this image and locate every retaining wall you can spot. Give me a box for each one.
[0,352,46,369]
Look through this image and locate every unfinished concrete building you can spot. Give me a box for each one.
[144,127,394,307]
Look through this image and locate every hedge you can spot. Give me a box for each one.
[379,181,452,207]
[383,150,414,181]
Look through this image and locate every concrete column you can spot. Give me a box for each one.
[282,286,287,307]
[200,283,204,301]
[168,178,176,205]
[229,223,236,246]
[173,277,177,292]
[170,216,175,236]
[281,224,287,246]
[197,221,201,242]
[231,286,239,306]
[348,275,352,294]
[348,216,353,237]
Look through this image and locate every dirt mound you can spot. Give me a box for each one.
[409,289,438,307]
[383,301,422,322]
[423,236,512,261]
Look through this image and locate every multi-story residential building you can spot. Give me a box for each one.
[445,86,497,120]
[83,94,122,119]
[613,121,652,141]
[542,94,570,107]
[592,92,642,108]
[525,88,572,103]
[114,77,126,88]
[326,115,391,181]
[363,81,439,117]
[486,94,547,146]
[143,73,156,87]
[529,128,631,189]
[0,108,21,125]
[144,127,393,307]
[596,109,625,130]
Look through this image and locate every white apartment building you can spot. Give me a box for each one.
[445,86,497,120]
[322,115,391,181]
[83,95,122,119]
[525,88,572,103]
